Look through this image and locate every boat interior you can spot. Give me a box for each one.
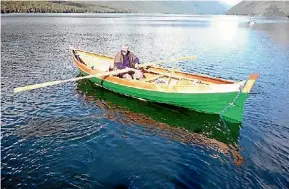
[73,49,237,88]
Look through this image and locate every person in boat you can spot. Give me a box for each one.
[249,18,255,25]
[113,45,144,80]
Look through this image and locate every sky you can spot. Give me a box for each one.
[219,0,242,5]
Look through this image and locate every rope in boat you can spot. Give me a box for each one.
[219,82,245,119]
[219,90,242,119]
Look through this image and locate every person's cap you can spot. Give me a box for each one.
[121,45,129,52]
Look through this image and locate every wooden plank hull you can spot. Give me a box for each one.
[76,79,242,145]
[78,69,247,122]
[72,49,259,122]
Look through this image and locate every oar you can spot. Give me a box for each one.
[13,68,133,94]
[140,56,197,67]
[13,55,197,94]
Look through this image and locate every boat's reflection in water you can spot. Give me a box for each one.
[76,79,244,166]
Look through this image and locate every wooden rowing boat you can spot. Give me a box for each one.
[72,49,259,122]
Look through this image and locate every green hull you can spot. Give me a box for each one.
[76,79,241,145]
[77,80,241,146]
[80,70,249,122]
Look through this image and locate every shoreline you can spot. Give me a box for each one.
[1,12,289,18]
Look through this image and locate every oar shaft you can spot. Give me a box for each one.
[13,68,134,93]
[141,56,197,68]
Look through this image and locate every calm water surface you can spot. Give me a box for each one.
[1,14,289,188]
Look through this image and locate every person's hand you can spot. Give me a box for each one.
[135,63,140,69]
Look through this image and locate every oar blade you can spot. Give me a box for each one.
[14,80,63,94]
[179,56,198,60]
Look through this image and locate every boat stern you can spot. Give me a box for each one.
[241,73,259,93]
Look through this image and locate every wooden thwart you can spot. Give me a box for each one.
[142,75,165,82]
[146,70,204,84]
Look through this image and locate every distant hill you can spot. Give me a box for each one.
[1,1,128,13]
[1,1,230,14]
[227,1,289,17]
[84,1,230,14]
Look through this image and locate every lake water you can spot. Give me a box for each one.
[1,13,289,188]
